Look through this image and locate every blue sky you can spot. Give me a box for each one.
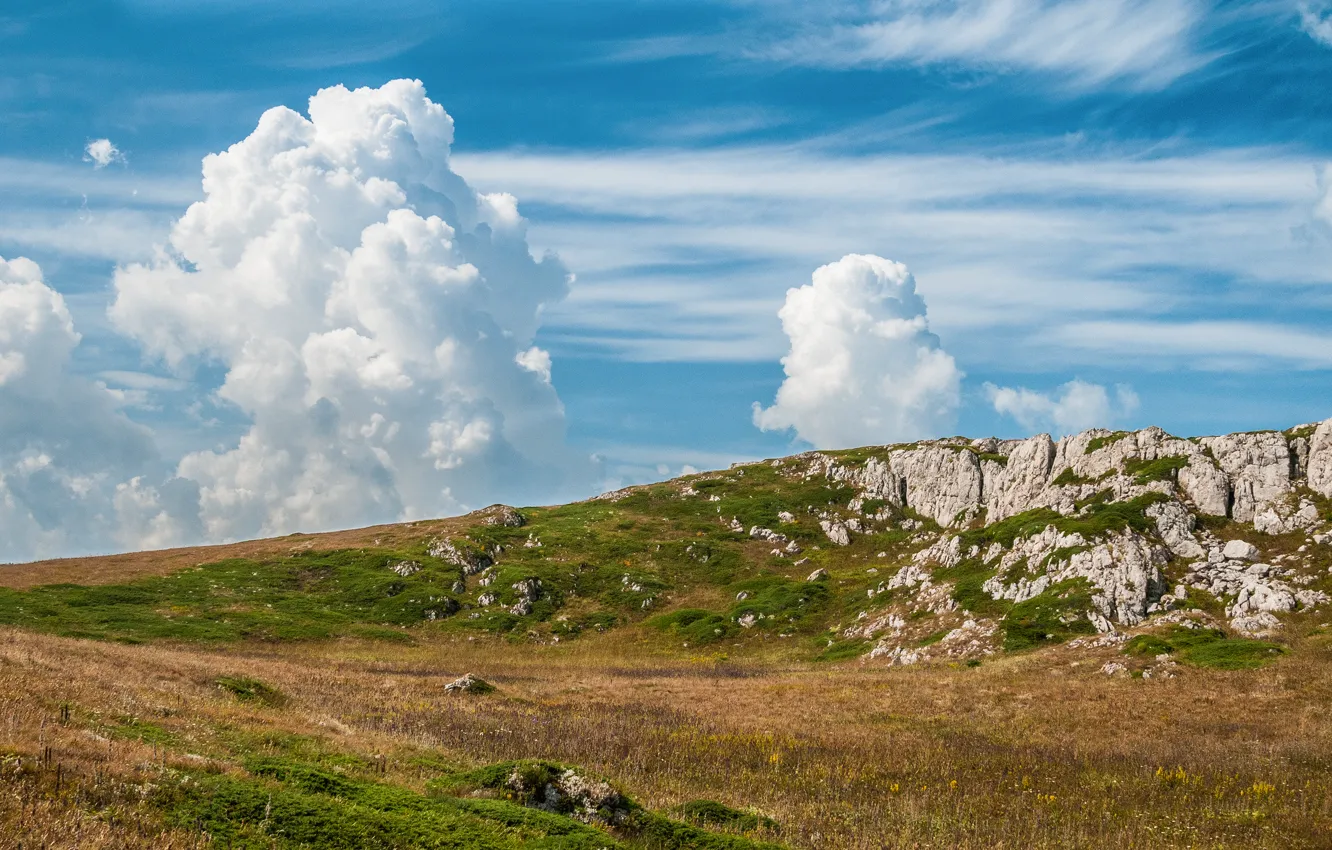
[2,0,1332,555]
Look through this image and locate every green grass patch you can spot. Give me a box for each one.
[1001,579,1096,651]
[1123,455,1188,485]
[678,800,779,834]
[0,548,468,644]
[1085,431,1131,454]
[151,754,785,850]
[933,559,1008,619]
[1052,468,1088,487]
[1124,626,1285,670]
[917,629,950,647]
[651,609,737,646]
[814,637,870,662]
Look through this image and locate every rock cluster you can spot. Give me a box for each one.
[816,420,1332,530]
[810,417,1332,646]
[428,537,493,575]
[505,765,629,825]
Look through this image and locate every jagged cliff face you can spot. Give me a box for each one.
[795,419,1332,663]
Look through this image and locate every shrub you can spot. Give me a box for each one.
[215,676,285,707]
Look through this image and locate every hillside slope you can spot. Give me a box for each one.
[2,419,1330,671]
[3,420,1332,849]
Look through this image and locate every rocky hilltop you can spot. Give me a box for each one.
[787,419,1332,665]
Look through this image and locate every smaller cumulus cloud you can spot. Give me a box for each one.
[84,138,125,169]
[984,379,1139,436]
[754,254,962,449]
[1299,1,1332,46]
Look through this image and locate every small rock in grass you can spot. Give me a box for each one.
[445,673,496,694]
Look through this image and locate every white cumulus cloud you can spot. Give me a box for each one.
[984,379,1140,436]
[0,255,178,561]
[110,79,587,542]
[753,253,962,449]
[84,138,125,169]
[1300,1,1332,46]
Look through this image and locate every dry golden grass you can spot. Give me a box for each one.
[2,626,1330,849]
[0,516,479,590]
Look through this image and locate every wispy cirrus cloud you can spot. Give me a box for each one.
[455,142,1331,367]
[606,0,1216,89]
[758,0,1211,88]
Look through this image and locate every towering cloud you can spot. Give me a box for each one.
[0,256,165,560]
[112,80,586,542]
[753,254,962,449]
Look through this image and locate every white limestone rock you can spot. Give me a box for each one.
[1229,611,1282,636]
[1147,500,1205,559]
[1222,539,1260,562]
[982,434,1055,523]
[819,519,852,546]
[1200,431,1291,522]
[892,446,983,527]
[1307,418,1332,498]
[912,535,962,569]
[1252,496,1320,536]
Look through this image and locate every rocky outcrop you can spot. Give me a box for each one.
[977,527,1168,629]
[982,435,1055,522]
[803,417,1331,639]
[1199,431,1291,522]
[444,673,495,694]
[816,417,1332,530]
[893,446,983,527]
[505,765,629,826]
[1307,419,1332,498]
[1252,495,1320,535]
[428,538,493,575]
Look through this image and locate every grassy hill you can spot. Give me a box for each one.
[2,438,1331,848]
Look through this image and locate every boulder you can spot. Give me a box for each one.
[1222,539,1260,562]
[444,673,495,694]
[819,520,852,546]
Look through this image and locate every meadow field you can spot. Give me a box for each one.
[1,621,1330,849]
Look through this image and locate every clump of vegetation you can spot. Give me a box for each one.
[1000,579,1096,651]
[1085,431,1131,454]
[651,609,737,645]
[1052,467,1089,487]
[216,676,285,707]
[956,493,1166,555]
[678,800,779,834]
[814,637,871,662]
[1125,626,1285,670]
[1124,455,1189,484]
